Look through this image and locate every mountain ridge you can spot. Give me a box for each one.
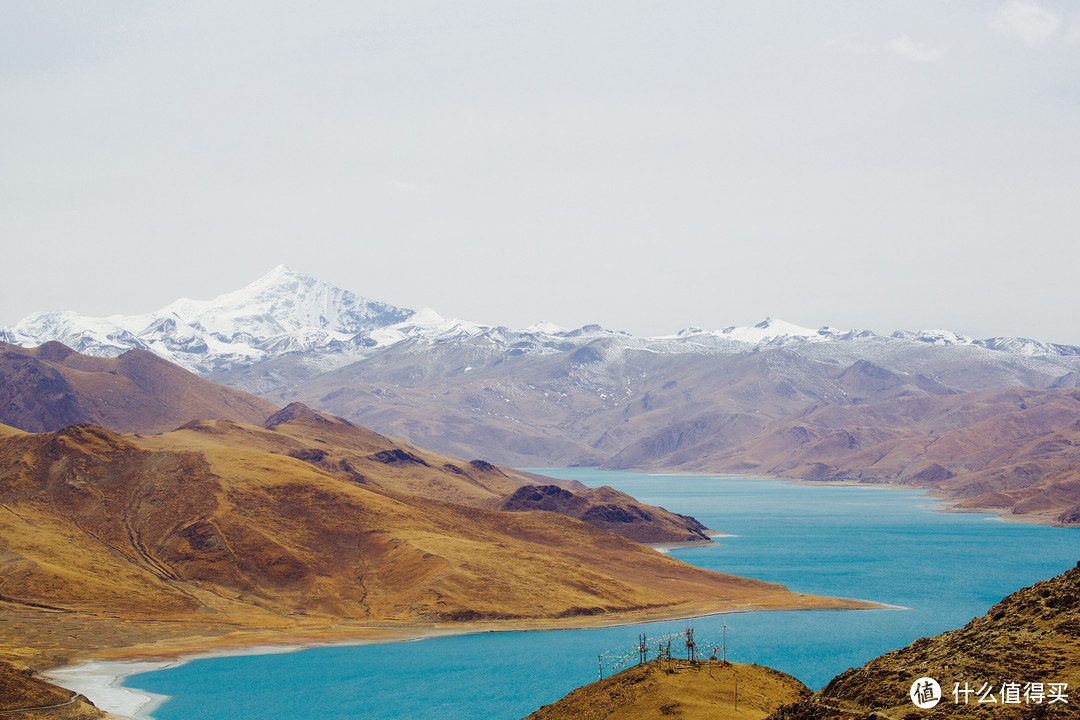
[0,340,276,434]
[8,268,1080,526]
[5,267,1080,385]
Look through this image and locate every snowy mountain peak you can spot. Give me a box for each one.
[407,308,448,326]
[718,317,833,345]
[891,328,975,346]
[6,268,1080,386]
[159,266,415,339]
[525,321,567,335]
[268,263,294,276]
[2,266,414,374]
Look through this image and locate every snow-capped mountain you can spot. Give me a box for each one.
[8,268,1080,526]
[5,265,1080,381]
[1,265,413,374]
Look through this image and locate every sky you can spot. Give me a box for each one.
[3,1,1079,342]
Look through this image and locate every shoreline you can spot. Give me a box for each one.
[538,466,1076,529]
[648,530,736,553]
[43,660,176,720]
[37,597,889,720]
[39,627,471,720]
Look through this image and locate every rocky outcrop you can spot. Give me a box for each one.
[497,484,711,544]
[768,562,1080,719]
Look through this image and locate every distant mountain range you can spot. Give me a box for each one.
[5,265,1079,382]
[6,266,1080,525]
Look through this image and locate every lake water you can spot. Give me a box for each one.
[123,470,1078,720]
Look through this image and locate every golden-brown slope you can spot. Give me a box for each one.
[768,561,1080,719]
[138,403,714,543]
[0,423,873,668]
[0,341,276,434]
[523,565,1080,720]
[154,401,544,505]
[0,661,109,720]
[523,659,810,720]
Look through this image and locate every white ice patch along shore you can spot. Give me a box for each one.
[39,631,471,720]
[42,660,175,720]
[648,531,736,554]
[41,643,312,720]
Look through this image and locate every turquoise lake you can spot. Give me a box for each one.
[124,470,1079,719]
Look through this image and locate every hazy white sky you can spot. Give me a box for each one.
[3,1,1079,342]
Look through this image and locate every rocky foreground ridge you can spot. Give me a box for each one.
[0,661,110,720]
[520,564,1080,719]
[778,560,1080,719]
[524,659,810,720]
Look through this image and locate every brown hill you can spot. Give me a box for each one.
[1,337,709,545]
[522,659,811,720]
[0,422,873,669]
[139,402,706,544]
[664,387,1080,525]
[265,340,1080,526]
[0,341,276,434]
[497,484,710,544]
[0,660,110,720]
[2,339,710,552]
[769,561,1080,719]
[261,336,1077,472]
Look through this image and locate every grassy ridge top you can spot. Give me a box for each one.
[523,659,810,720]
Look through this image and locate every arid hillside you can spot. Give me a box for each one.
[149,402,712,544]
[496,484,710,544]
[520,564,1080,720]
[265,338,1080,525]
[523,659,810,720]
[0,341,275,434]
[0,339,716,545]
[0,660,110,720]
[661,387,1080,525]
[768,561,1080,718]
[0,422,872,670]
